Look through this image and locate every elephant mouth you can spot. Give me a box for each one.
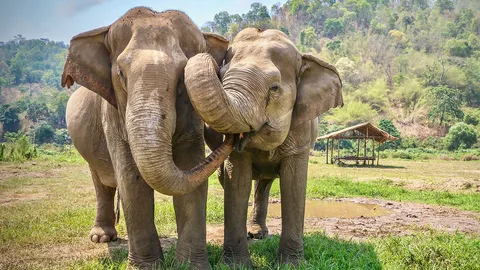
[234,131,255,152]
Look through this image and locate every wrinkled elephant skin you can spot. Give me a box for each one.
[64,8,233,269]
[185,28,343,266]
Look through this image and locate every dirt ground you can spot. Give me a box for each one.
[1,159,479,268]
[206,197,480,244]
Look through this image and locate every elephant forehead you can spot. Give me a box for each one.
[107,8,203,56]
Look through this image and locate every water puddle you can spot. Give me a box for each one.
[256,200,391,219]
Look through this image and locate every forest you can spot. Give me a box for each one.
[0,0,479,160]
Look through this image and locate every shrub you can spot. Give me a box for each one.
[0,134,37,162]
[444,122,478,151]
[34,122,55,145]
[378,119,401,150]
[54,128,71,145]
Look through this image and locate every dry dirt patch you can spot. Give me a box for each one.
[0,162,61,181]
[0,192,47,205]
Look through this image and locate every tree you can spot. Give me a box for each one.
[214,11,231,35]
[26,102,49,123]
[244,2,271,27]
[378,119,401,150]
[0,105,21,134]
[34,122,55,144]
[49,92,69,128]
[443,122,478,150]
[324,18,345,38]
[299,26,317,48]
[427,85,464,125]
[435,0,454,14]
[54,128,71,145]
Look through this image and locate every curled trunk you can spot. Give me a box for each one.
[184,53,253,134]
[126,63,233,196]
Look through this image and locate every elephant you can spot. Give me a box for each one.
[62,8,234,269]
[184,28,343,266]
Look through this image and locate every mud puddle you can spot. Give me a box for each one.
[207,198,480,243]
[261,200,391,219]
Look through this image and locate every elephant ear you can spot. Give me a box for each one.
[61,26,117,108]
[292,54,343,128]
[203,32,229,66]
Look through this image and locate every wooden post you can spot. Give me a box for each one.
[326,138,329,164]
[330,137,334,164]
[377,142,381,165]
[337,137,340,163]
[363,128,368,165]
[372,138,375,166]
[356,135,360,166]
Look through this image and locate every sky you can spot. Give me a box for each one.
[0,0,282,43]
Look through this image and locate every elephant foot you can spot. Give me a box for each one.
[247,223,268,239]
[89,225,117,243]
[277,250,305,267]
[222,248,252,268]
[126,257,163,270]
[176,251,209,270]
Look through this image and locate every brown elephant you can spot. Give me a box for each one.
[63,8,234,269]
[185,28,343,266]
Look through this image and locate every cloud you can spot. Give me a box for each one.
[58,0,112,14]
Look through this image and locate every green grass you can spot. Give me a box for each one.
[68,231,480,270]
[1,157,480,269]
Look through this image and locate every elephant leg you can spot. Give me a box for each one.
[110,140,163,268]
[278,151,309,266]
[223,152,253,267]
[248,178,274,239]
[172,140,209,269]
[89,166,117,243]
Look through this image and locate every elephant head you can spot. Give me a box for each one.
[185,28,343,151]
[61,8,233,195]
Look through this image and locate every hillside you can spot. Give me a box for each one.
[203,0,480,140]
[0,36,69,143]
[0,0,479,148]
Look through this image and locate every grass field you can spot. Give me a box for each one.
[0,151,479,269]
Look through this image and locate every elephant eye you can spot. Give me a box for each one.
[270,85,280,92]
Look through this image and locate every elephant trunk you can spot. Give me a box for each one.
[126,61,233,196]
[184,53,265,134]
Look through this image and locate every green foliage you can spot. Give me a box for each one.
[463,109,480,126]
[34,122,55,145]
[299,26,317,48]
[324,18,345,38]
[427,85,464,125]
[393,78,423,113]
[0,105,21,134]
[0,36,67,87]
[53,128,71,145]
[444,122,478,150]
[324,101,378,126]
[0,134,36,162]
[444,38,473,57]
[378,119,401,150]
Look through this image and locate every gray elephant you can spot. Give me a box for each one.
[63,8,234,269]
[185,28,343,266]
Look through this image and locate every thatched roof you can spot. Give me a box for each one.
[317,122,399,143]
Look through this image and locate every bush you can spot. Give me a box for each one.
[463,110,480,126]
[34,122,55,145]
[54,128,71,145]
[0,134,37,162]
[378,119,401,150]
[444,122,478,151]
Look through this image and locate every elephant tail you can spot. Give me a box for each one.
[115,189,121,225]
